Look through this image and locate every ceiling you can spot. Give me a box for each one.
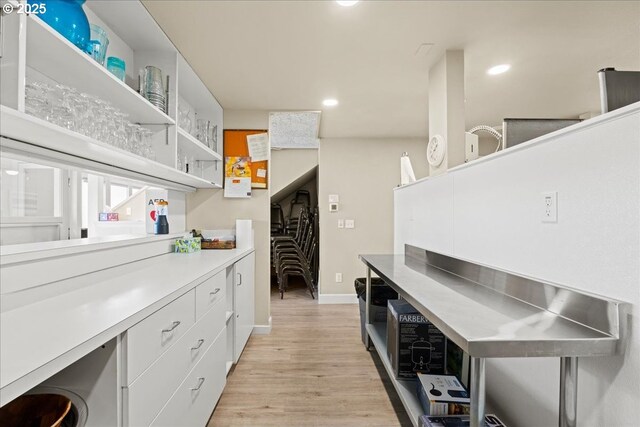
[143,1,640,139]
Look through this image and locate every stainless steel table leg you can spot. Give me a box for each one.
[364,268,372,350]
[559,357,578,427]
[470,357,486,427]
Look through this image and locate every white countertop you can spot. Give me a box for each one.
[0,233,187,265]
[0,247,253,406]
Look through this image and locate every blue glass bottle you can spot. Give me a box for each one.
[29,0,90,53]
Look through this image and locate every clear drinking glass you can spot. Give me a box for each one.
[89,24,109,66]
[25,82,51,120]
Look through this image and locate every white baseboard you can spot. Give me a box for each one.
[252,316,272,335]
[318,293,358,304]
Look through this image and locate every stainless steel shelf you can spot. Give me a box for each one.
[366,323,422,427]
[360,247,624,427]
[359,252,621,359]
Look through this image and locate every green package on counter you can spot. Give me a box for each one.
[174,237,202,253]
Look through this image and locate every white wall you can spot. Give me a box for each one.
[270,149,318,197]
[187,109,271,327]
[394,105,640,426]
[319,138,429,298]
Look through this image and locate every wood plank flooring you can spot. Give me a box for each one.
[207,280,411,427]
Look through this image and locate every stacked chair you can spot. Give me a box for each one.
[271,206,318,299]
[283,190,311,236]
[270,203,285,235]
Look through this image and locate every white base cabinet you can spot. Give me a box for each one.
[150,329,227,427]
[233,252,255,362]
[121,252,254,426]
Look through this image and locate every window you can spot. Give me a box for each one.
[1,156,66,245]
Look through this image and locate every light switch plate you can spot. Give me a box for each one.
[345,219,355,229]
[329,194,340,203]
[335,273,343,283]
[338,219,344,229]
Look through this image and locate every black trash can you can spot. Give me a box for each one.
[355,277,398,345]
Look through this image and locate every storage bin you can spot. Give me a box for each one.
[0,393,72,427]
[355,277,398,344]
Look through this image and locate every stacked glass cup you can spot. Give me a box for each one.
[24,79,156,161]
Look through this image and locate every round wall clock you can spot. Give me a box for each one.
[427,134,446,166]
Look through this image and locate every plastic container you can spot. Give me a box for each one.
[29,0,90,52]
[107,56,126,81]
[175,236,201,253]
[88,24,109,65]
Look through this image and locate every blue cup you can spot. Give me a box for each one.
[107,56,126,81]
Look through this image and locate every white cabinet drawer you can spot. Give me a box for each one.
[124,297,225,427]
[150,327,227,427]
[195,271,225,321]
[124,290,195,384]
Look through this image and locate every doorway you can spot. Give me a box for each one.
[270,167,318,300]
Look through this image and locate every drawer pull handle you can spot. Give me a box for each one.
[210,288,221,296]
[191,339,205,350]
[190,377,205,391]
[237,273,242,285]
[162,321,181,333]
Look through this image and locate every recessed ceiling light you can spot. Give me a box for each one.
[487,64,511,75]
[4,170,19,176]
[323,99,339,107]
[336,1,359,7]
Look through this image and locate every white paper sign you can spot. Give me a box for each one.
[256,168,267,178]
[224,177,252,198]
[246,133,269,162]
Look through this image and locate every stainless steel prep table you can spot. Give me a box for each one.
[359,245,623,427]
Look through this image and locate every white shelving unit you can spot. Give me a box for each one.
[26,15,174,126]
[177,127,223,162]
[0,0,224,190]
[0,107,217,190]
[366,323,423,427]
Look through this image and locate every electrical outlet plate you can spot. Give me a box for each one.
[542,191,558,223]
[335,273,343,283]
[465,132,479,163]
[329,194,340,203]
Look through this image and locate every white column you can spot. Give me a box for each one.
[428,50,465,176]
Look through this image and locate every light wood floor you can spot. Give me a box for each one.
[207,279,411,427]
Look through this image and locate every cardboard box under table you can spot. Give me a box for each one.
[419,414,506,427]
[386,299,446,379]
[417,373,470,416]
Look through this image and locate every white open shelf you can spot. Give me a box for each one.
[366,323,423,427]
[0,106,217,190]
[26,14,174,126]
[178,127,222,162]
[1,0,224,189]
